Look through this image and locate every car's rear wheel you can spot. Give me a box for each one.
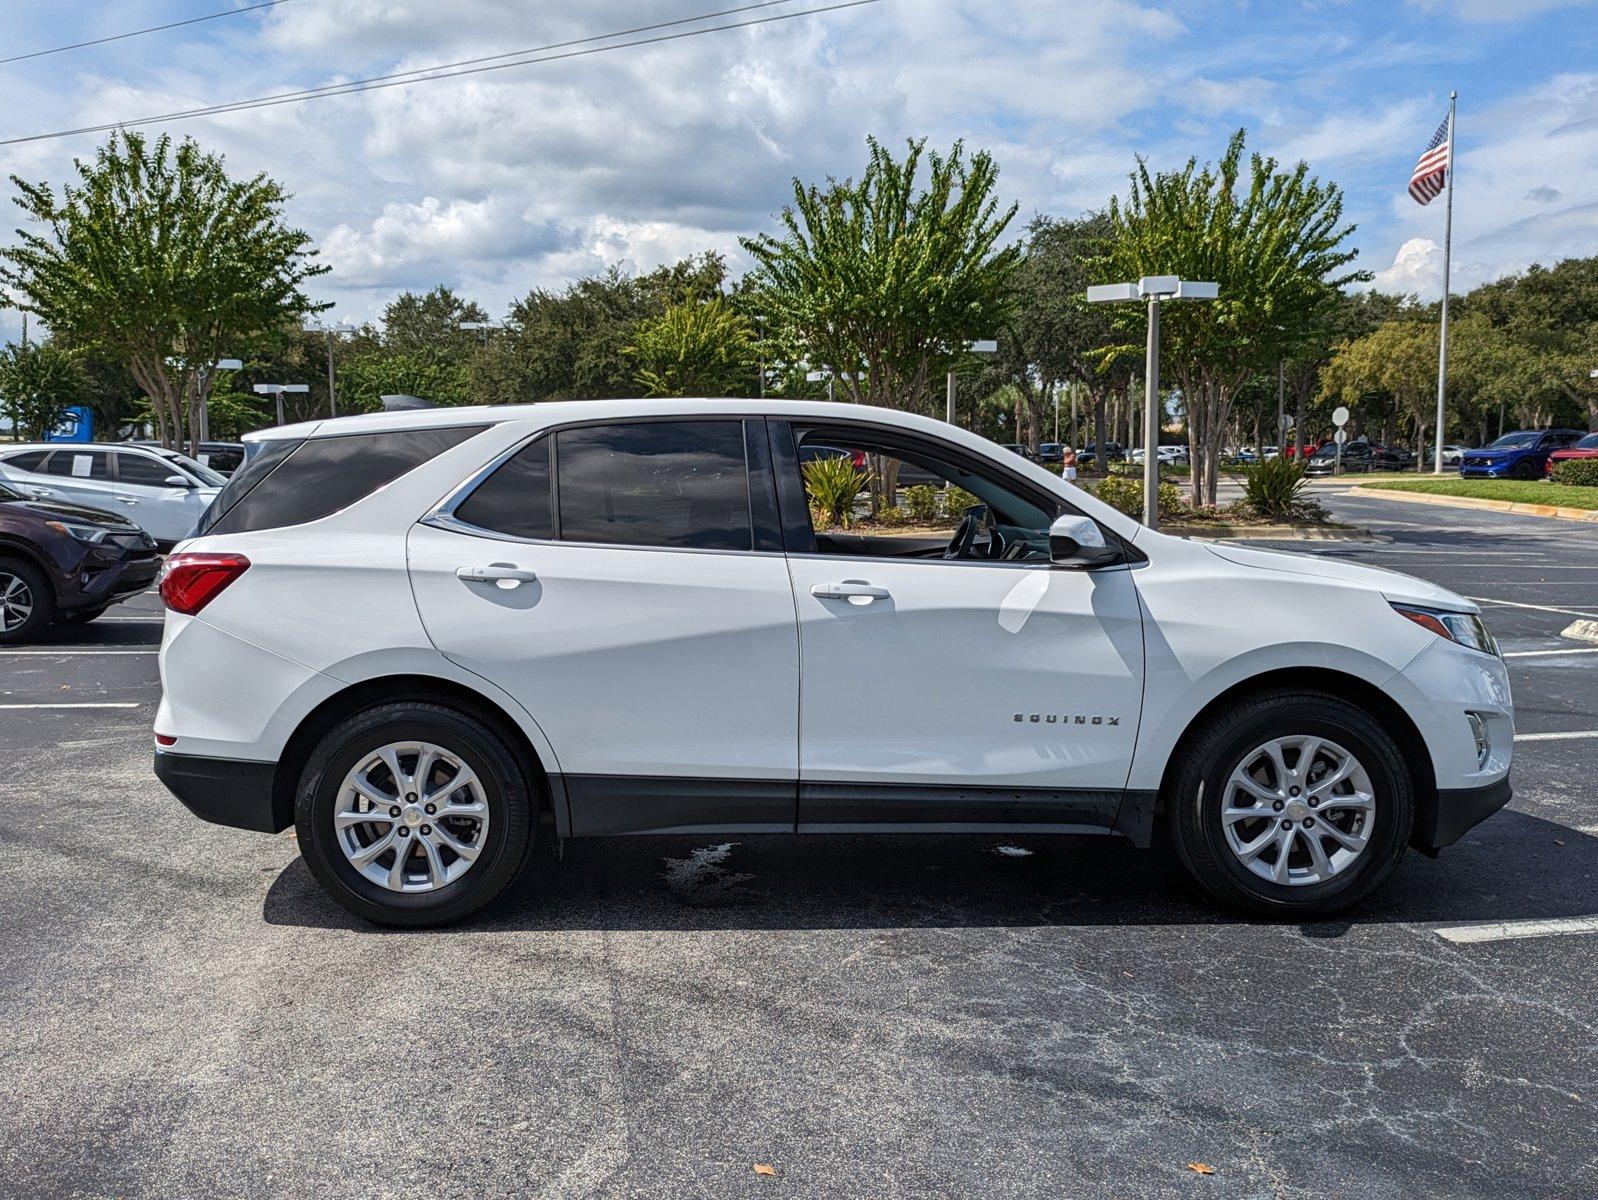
[0,557,53,644]
[1512,460,1539,480]
[1167,689,1414,916]
[295,702,536,926]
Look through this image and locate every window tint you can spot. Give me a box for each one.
[201,425,489,536]
[555,421,751,550]
[454,437,552,539]
[1,451,49,473]
[117,452,189,487]
[42,450,109,480]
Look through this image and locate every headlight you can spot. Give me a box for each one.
[44,520,112,545]
[1392,603,1499,656]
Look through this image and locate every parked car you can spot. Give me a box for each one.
[0,442,225,546]
[1127,446,1185,466]
[133,440,247,477]
[1440,444,1472,468]
[1001,443,1037,462]
[1036,443,1066,465]
[1546,431,1598,475]
[1459,429,1585,479]
[0,477,159,642]
[1078,441,1124,467]
[1302,442,1408,476]
[154,400,1512,926]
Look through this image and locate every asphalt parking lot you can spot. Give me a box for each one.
[2,486,1595,1199]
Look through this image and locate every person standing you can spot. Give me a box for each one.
[1061,445,1079,482]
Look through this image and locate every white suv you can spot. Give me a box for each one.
[0,442,225,545]
[153,400,1513,926]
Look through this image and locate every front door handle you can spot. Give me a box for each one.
[118,497,138,504]
[456,563,538,586]
[811,582,890,601]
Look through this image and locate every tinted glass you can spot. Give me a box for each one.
[202,425,488,536]
[556,421,750,550]
[454,437,553,539]
[42,450,109,479]
[0,481,22,502]
[196,438,303,535]
[1488,431,1540,448]
[1,451,48,472]
[157,450,227,486]
[1576,434,1598,450]
[117,452,189,487]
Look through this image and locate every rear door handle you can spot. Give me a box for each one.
[810,582,890,601]
[456,563,538,586]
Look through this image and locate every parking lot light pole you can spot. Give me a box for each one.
[460,320,504,349]
[253,382,310,426]
[306,322,357,417]
[946,339,998,427]
[1087,277,1218,530]
[198,358,242,444]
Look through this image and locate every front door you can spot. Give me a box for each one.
[775,421,1145,829]
[408,417,801,834]
[112,451,203,542]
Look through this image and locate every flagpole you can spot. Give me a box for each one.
[1433,90,1457,474]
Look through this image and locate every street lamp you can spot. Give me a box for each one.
[1087,276,1219,529]
[253,382,309,426]
[805,368,836,403]
[460,321,504,348]
[197,358,242,444]
[946,339,998,426]
[305,321,357,417]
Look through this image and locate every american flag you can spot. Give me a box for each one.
[1409,114,1451,205]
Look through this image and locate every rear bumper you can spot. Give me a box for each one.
[1414,776,1512,851]
[154,750,286,834]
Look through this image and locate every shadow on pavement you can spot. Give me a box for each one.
[263,808,1597,935]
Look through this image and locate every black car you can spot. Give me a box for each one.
[0,479,159,642]
[1303,442,1406,475]
[1078,441,1126,467]
[132,439,246,476]
[1036,442,1066,465]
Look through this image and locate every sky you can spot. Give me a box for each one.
[1,0,1595,346]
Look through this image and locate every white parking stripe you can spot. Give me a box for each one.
[1434,917,1598,945]
[0,648,156,656]
[0,702,142,709]
[1468,597,1598,619]
[1502,647,1598,658]
[1515,730,1598,742]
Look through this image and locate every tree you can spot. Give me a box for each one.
[742,136,1021,416]
[1319,320,1439,456]
[382,287,489,358]
[1468,257,1598,431]
[627,297,755,397]
[1105,130,1368,505]
[0,340,84,439]
[0,131,328,453]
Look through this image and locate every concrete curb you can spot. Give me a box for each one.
[1168,523,1379,542]
[1358,486,1598,524]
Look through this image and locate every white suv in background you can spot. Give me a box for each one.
[153,400,1513,926]
[0,442,224,545]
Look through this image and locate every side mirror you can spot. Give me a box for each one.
[1049,514,1119,569]
[164,474,193,489]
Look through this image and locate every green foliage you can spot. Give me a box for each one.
[338,349,471,414]
[0,131,327,450]
[627,297,755,397]
[1241,455,1310,520]
[1093,475,1185,520]
[0,340,85,439]
[1553,459,1598,488]
[742,136,1021,416]
[903,484,942,523]
[944,485,981,516]
[803,456,868,529]
[382,287,490,358]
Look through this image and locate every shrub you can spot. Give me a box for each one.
[1553,458,1598,487]
[1093,475,1184,520]
[903,484,942,523]
[944,486,981,517]
[803,456,868,529]
[1242,456,1309,520]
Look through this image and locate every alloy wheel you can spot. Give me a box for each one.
[0,572,34,633]
[333,740,490,892]
[1219,734,1375,886]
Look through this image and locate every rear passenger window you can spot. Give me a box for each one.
[2,451,49,472]
[200,425,489,536]
[454,437,552,540]
[42,451,109,479]
[556,421,751,550]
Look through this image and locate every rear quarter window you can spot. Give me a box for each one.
[199,425,489,536]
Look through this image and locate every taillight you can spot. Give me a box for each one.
[159,552,250,615]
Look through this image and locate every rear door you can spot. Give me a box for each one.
[37,449,116,511]
[408,417,801,834]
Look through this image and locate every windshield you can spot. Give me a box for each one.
[1576,433,1598,451]
[1487,431,1541,449]
[1311,445,1340,458]
[0,480,21,502]
[156,449,227,486]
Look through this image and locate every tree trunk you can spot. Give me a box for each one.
[1092,393,1109,478]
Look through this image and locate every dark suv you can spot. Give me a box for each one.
[0,479,159,642]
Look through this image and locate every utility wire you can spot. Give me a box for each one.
[0,0,880,146]
[1,0,297,67]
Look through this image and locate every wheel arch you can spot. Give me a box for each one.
[1154,667,1438,851]
[273,674,567,838]
[0,538,59,600]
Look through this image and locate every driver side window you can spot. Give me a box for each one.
[791,426,1066,564]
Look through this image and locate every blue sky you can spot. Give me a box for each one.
[1,0,1595,345]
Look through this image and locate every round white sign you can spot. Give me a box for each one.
[1332,405,1350,428]
[1334,429,1348,444]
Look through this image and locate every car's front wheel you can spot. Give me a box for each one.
[1167,689,1414,916]
[295,702,536,926]
[0,557,53,644]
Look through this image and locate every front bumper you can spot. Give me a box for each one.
[154,750,286,833]
[1414,776,1512,850]
[1459,460,1507,477]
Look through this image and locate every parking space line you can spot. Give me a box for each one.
[0,702,142,709]
[0,648,157,656]
[1433,917,1598,945]
[1515,730,1598,742]
[1468,597,1598,619]
[1502,647,1598,658]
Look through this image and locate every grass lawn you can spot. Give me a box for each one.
[1359,477,1598,511]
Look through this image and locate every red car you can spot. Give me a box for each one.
[1545,431,1598,475]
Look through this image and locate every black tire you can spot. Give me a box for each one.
[0,556,54,645]
[1166,689,1414,917]
[295,702,537,927]
[1512,460,1539,480]
[62,606,112,625]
